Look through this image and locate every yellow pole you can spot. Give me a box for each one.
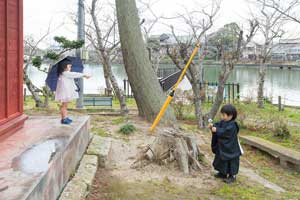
[150,42,201,132]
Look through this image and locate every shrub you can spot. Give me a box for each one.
[272,118,290,139]
[242,89,256,104]
[237,110,247,129]
[119,123,136,135]
[171,89,194,119]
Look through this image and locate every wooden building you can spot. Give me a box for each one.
[0,0,27,137]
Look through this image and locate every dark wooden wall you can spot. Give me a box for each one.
[0,0,27,137]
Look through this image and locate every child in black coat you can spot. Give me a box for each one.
[208,104,243,183]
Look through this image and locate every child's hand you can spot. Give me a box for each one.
[208,123,213,129]
[211,127,217,133]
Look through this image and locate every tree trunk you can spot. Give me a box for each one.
[257,62,266,108]
[99,53,113,96]
[186,61,204,129]
[103,58,129,114]
[115,0,176,123]
[42,86,51,108]
[191,82,204,128]
[23,71,44,107]
[207,61,233,121]
[102,60,113,96]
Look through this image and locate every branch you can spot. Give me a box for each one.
[257,0,300,24]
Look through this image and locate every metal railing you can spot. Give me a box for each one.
[200,82,240,103]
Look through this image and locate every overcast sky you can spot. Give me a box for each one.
[24,0,300,47]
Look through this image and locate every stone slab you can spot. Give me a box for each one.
[59,155,98,200]
[240,135,300,170]
[86,135,112,167]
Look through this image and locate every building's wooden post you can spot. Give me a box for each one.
[0,0,27,137]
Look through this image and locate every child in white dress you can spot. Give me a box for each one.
[55,59,90,124]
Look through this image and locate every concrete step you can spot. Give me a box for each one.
[0,116,90,200]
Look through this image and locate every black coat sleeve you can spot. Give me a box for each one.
[215,123,237,139]
[211,122,221,154]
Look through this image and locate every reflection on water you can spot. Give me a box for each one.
[26,64,300,106]
[12,137,67,174]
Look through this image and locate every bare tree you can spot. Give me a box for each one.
[24,33,50,107]
[207,21,259,119]
[257,0,300,24]
[139,0,165,72]
[86,0,128,114]
[252,0,286,108]
[24,24,60,108]
[165,0,221,128]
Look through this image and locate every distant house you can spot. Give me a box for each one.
[148,34,202,60]
[271,39,300,61]
[242,42,263,61]
[148,34,196,47]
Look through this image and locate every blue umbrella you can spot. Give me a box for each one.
[46,56,84,92]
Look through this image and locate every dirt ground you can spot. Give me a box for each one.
[86,114,300,200]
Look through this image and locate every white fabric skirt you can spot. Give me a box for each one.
[55,72,84,102]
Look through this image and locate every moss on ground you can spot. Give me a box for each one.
[112,117,126,125]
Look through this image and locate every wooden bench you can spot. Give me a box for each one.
[240,135,300,171]
[83,96,113,107]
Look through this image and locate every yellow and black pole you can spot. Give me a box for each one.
[150,42,201,132]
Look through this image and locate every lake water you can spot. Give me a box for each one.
[26,64,300,107]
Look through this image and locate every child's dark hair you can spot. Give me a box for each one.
[57,59,72,76]
[221,104,237,120]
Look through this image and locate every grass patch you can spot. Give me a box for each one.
[171,101,300,124]
[213,176,276,200]
[112,117,126,125]
[119,123,136,135]
[91,127,109,137]
[112,98,136,108]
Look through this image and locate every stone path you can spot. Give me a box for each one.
[240,167,286,192]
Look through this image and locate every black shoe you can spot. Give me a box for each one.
[223,175,236,183]
[61,118,71,125]
[214,173,227,179]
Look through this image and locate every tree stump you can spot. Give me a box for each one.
[132,128,206,174]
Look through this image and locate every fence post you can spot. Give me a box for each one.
[237,83,240,100]
[232,83,235,103]
[127,81,130,98]
[228,83,231,103]
[123,79,126,92]
[215,82,218,104]
[278,96,283,111]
